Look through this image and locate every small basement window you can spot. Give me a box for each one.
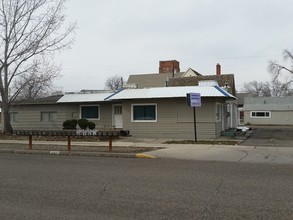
[250,111,271,118]
[132,104,157,122]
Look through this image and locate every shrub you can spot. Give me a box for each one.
[71,119,77,128]
[63,119,77,129]
[77,119,89,129]
[88,121,96,130]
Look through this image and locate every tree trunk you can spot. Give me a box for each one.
[2,100,13,134]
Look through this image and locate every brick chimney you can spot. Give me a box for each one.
[216,63,221,75]
[159,60,180,76]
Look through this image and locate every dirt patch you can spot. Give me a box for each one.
[0,134,163,153]
[0,142,162,153]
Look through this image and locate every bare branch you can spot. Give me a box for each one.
[242,79,293,97]
[269,49,293,81]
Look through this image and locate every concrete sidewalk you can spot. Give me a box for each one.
[144,144,293,165]
[0,138,293,165]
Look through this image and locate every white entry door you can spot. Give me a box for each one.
[113,105,123,128]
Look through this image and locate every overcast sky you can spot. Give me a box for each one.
[55,0,293,92]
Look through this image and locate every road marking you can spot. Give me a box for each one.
[135,153,156,159]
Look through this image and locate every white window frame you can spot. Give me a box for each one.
[250,111,271,118]
[41,111,58,122]
[80,105,100,120]
[131,103,157,122]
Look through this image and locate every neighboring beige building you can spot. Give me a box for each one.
[126,60,202,89]
[243,96,293,125]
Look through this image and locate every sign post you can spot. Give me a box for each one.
[186,93,201,143]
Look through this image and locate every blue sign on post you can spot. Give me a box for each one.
[187,93,201,107]
[186,93,201,143]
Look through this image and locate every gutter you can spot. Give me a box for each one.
[214,86,237,99]
[104,88,124,101]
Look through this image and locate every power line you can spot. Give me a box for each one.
[60,54,282,70]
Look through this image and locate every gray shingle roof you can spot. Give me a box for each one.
[11,95,63,105]
[168,74,236,96]
[126,72,183,88]
[243,96,293,111]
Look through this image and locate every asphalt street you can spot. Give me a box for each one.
[0,154,293,219]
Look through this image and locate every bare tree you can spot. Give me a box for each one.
[242,80,293,97]
[270,79,293,97]
[242,81,266,97]
[269,49,293,81]
[0,0,76,133]
[105,75,124,91]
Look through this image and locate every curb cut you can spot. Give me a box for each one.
[135,153,157,159]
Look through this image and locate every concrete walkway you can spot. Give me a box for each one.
[0,138,293,165]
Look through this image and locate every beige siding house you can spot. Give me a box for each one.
[7,85,236,140]
[243,96,293,125]
[119,98,227,140]
[107,86,236,140]
[8,93,115,130]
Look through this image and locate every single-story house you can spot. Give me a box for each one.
[105,85,236,140]
[8,92,115,130]
[243,96,293,125]
[7,84,236,140]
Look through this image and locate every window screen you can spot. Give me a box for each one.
[81,106,99,119]
[133,105,156,121]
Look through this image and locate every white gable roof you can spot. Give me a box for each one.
[107,86,236,100]
[57,92,113,103]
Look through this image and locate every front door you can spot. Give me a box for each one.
[113,105,123,128]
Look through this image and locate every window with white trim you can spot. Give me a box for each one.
[250,111,271,118]
[132,104,157,122]
[80,105,100,119]
[41,112,57,122]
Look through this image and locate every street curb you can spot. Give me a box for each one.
[0,149,136,158]
[135,153,157,159]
